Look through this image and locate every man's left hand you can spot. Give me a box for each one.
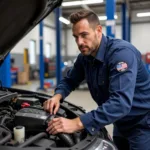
[46,117,84,134]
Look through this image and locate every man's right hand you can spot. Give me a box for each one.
[43,94,62,115]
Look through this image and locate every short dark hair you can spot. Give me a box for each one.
[69,10,100,27]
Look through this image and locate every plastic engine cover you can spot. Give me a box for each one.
[14,107,51,133]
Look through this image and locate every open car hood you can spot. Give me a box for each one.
[0,0,62,63]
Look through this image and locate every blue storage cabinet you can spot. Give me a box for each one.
[11,68,18,85]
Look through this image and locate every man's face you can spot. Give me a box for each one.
[72,19,102,56]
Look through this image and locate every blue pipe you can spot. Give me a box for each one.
[39,21,44,90]
[106,0,116,38]
[122,2,131,42]
[127,17,131,42]
[55,8,62,86]
[122,3,126,40]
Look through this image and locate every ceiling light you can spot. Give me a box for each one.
[99,15,118,21]
[59,17,70,25]
[137,12,150,17]
[62,0,103,7]
[99,16,107,20]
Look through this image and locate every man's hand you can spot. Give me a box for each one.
[46,117,84,135]
[43,94,62,115]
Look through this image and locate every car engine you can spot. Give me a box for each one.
[0,88,117,150]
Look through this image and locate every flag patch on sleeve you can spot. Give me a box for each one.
[116,62,128,72]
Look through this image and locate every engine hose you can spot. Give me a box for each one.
[72,133,81,144]
[0,127,12,145]
[17,132,47,148]
[0,116,10,125]
[58,133,75,147]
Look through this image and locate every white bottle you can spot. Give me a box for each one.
[13,126,25,143]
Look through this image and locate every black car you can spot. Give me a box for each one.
[0,0,117,150]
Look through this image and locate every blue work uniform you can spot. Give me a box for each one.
[55,34,150,150]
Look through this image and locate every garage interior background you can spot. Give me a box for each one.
[2,0,150,87]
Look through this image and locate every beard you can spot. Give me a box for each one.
[79,47,92,56]
[79,44,98,56]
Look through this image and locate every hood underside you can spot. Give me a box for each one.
[0,0,62,62]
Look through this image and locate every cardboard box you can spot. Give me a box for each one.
[24,64,30,73]
[17,64,30,84]
[18,72,29,84]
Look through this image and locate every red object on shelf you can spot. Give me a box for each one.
[11,67,19,71]
[11,67,19,85]
[44,82,51,88]
[146,53,150,63]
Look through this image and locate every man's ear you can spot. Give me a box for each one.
[97,25,102,33]
[96,25,102,37]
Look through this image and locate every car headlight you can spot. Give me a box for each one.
[88,138,117,150]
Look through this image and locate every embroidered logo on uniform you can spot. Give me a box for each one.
[116,62,128,72]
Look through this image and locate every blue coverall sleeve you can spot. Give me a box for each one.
[80,48,138,135]
[55,54,85,99]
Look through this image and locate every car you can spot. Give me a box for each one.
[0,0,117,150]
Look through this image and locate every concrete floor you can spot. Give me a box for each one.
[12,80,113,137]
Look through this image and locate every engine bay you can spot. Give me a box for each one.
[0,87,115,150]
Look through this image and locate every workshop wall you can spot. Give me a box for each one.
[10,12,65,67]
[131,23,150,54]
[65,22,150,56]
[11,12,57,55]
[10,10,150,67]
[11,25,39,54]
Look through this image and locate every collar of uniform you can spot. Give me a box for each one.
[95,34,107,62]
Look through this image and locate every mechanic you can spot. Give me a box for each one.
[43,10,150,150]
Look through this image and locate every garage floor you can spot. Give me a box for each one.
[12,80,113,137]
